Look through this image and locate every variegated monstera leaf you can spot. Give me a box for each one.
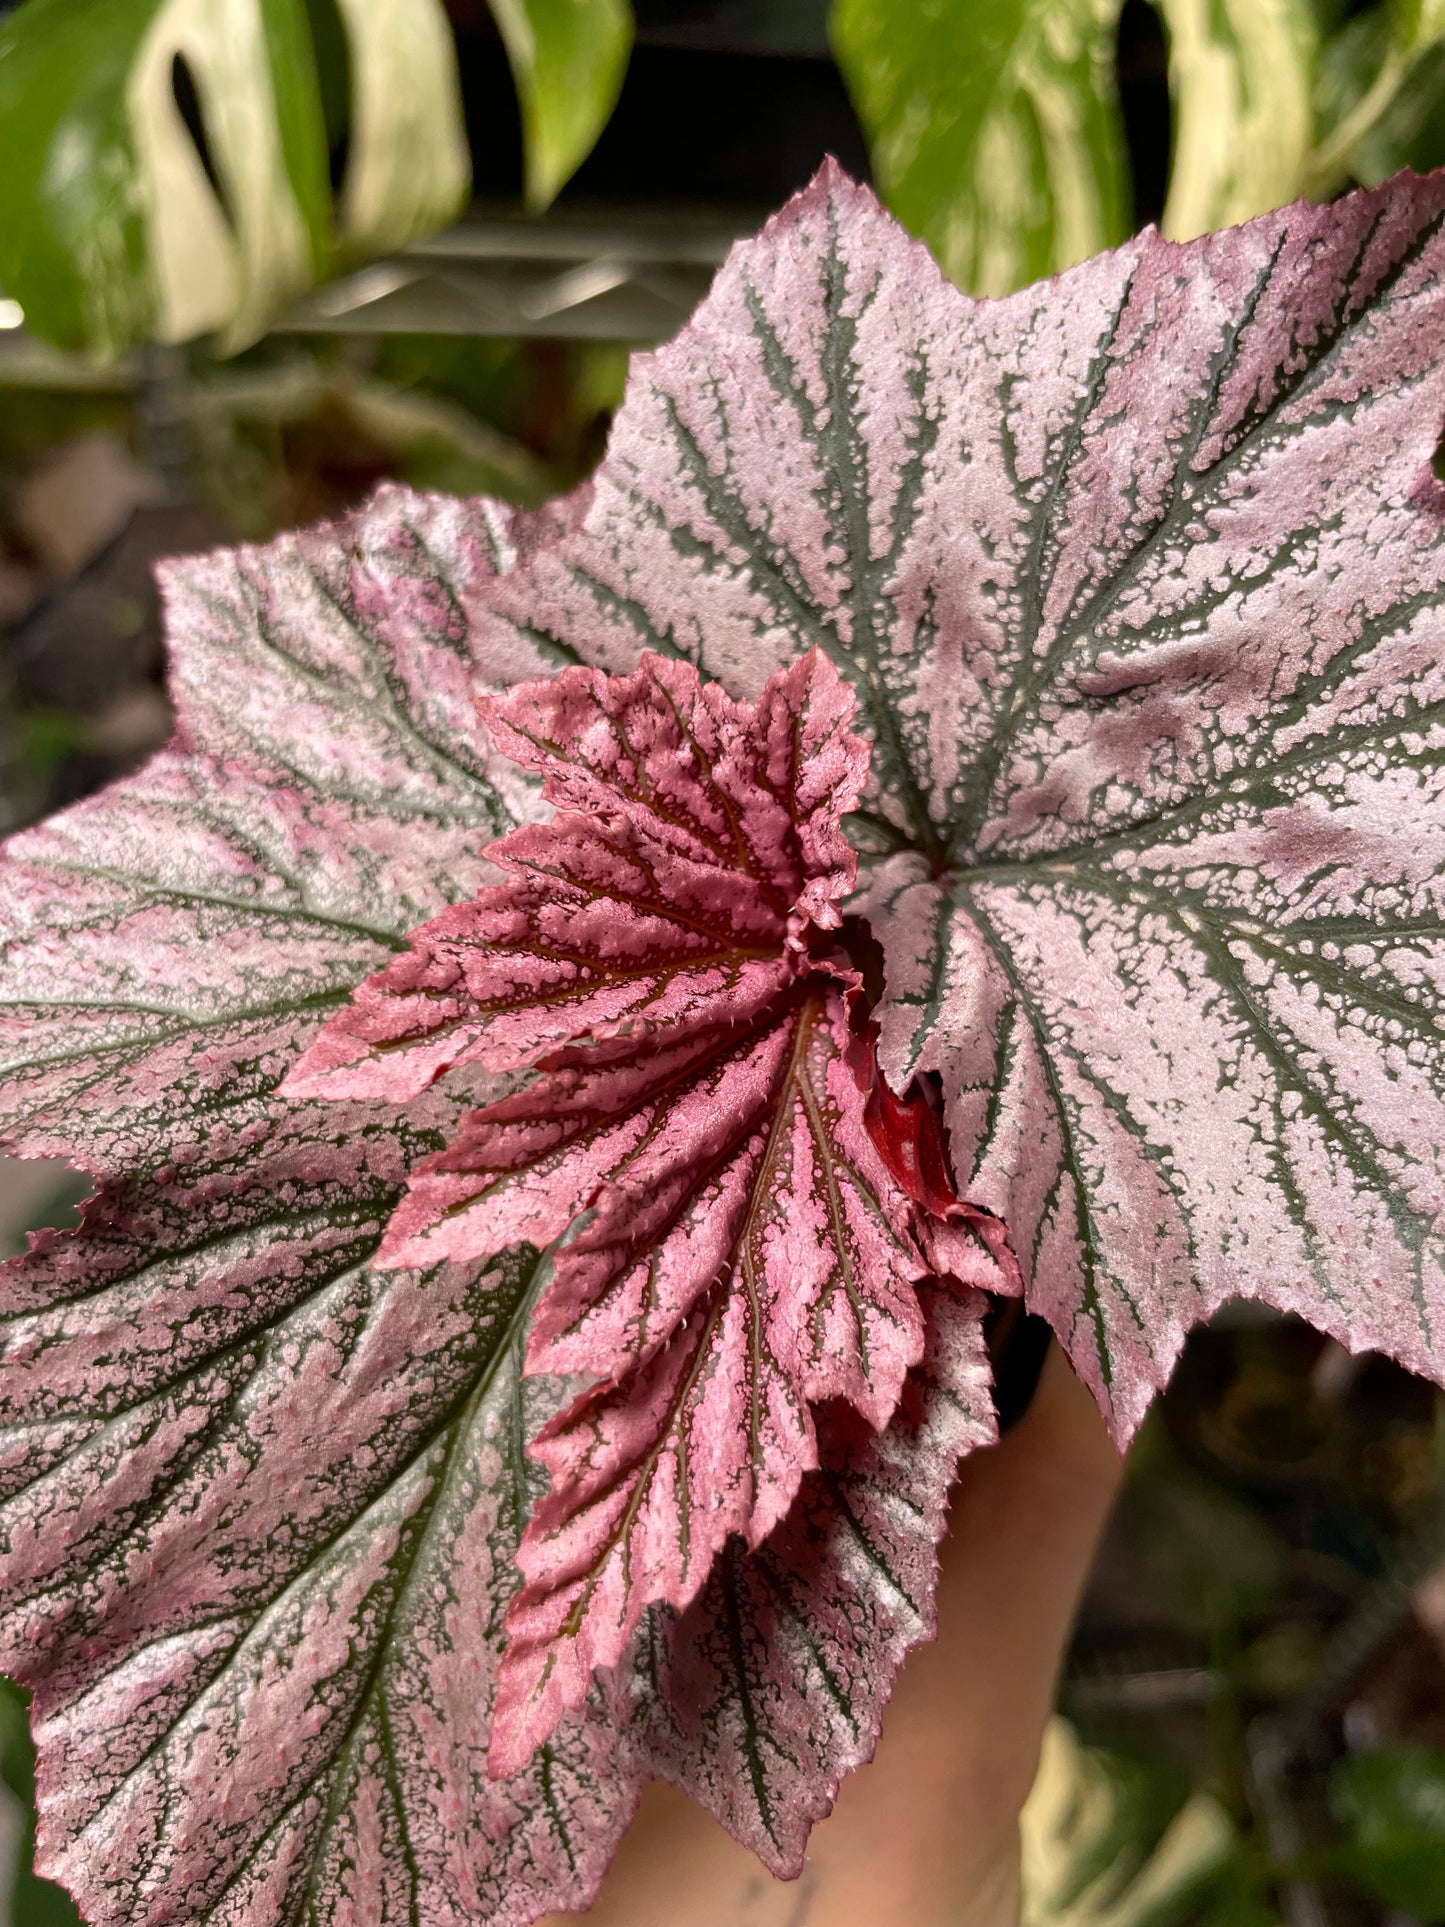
[473,158,1445,1443]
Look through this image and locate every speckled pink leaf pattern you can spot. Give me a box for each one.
[0,490,651,1927]
[0,495,1005,1927]
[630,1282,996,1876]
[470,160,1445,1441]
[15,151,1445,1927]
[289,651,1011,1776]
[0,487,549,1174]
[0,1107,995,1927]
[1,1139,637,1927]
[487,978,941,1778]
[284,648,864,1103]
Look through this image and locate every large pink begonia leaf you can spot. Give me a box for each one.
[287,650,1011,1777]
[468,159,1445,1442]
[0,488,1000,1925]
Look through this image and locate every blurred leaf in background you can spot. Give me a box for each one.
[1329,1744,1445,1917]
[328,0,470,256]
[1020,1717,1249,1927]
[0,0,594,359]
[1311,0,1445,190]
[0,0,334,356]
[829,0,1445,295]
[487,0,633,211]
[1154,0,1316,241]
[829,0,1131,295]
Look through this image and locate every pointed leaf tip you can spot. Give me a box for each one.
[287,648,869,1106]
[630,1281,997,1872]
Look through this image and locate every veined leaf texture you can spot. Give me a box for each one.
[475,161,1445,1441]
[290,650,1012,1773]
[0,162,1444,1924]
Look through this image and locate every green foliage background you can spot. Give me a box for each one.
[5,0,1445,355]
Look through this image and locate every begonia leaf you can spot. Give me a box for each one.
[0,1134,993,1925]
[0,486,547,1176]
[631,1281,996,1876]
[288,651,1013,1776]
[0,1145,643,1927]
[468,159,1445,1443]
[0,487,1003,1926]
[0,490,644,1927]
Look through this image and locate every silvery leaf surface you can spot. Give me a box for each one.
[0,486,548,1176]
[469,161,1445,1439]
[0,489,645,1927]
[0,484,1006,1925]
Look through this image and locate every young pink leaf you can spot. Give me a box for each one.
[283,647,865,1099]
[468,159,1445,1444]
[289,650,1013,1776]
[0,491,652,1927]
[486,979,936,1779]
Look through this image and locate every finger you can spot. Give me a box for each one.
[921,1342,1126,1827]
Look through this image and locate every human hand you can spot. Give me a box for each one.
[539,1342,1123,1927]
